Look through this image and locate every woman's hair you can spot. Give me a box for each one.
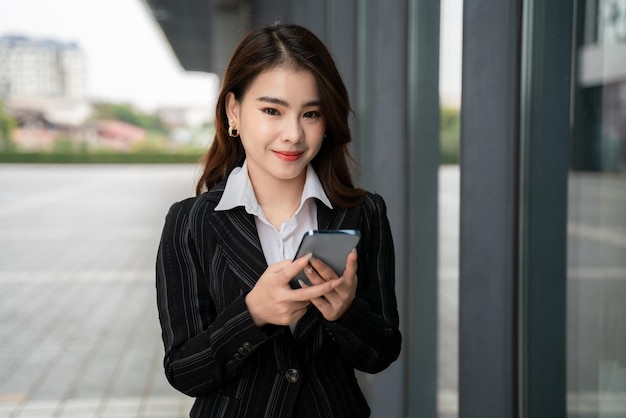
[195,23,366,207]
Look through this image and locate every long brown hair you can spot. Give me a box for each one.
[195,23,365,207]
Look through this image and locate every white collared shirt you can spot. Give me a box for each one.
[215,159,332,294]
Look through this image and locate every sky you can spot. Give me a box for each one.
[440,0,463,107]
[0,0,219,111]
[0,0,462,110]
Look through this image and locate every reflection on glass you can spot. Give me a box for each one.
[568,1,626,416]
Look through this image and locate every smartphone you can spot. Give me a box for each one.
[290,229,361,289]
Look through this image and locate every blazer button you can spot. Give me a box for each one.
[285,368,300,383]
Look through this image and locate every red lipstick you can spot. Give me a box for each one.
[273,151,304,162]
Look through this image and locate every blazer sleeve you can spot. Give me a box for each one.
[323,193,402,373]
[155,199,278,397]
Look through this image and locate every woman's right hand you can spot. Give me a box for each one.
[244,253,343,327]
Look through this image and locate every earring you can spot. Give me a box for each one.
[228,124,239,138]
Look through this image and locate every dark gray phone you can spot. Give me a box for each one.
[290,229,361,289]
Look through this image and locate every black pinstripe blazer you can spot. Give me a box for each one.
[156,180,401,418]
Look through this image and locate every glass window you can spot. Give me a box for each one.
[438,0,462,416]
[568,1,626,416]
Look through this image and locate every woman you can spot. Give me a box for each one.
[156,23,401,417]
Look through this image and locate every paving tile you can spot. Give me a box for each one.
[13,399,61,417]
[0,400,21,416]
[0,165,198,418]
[54,398,101,418]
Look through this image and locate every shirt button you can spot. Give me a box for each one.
[285,368,300,383]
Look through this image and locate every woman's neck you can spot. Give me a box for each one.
[250,171,306,230]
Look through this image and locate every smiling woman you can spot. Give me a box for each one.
[225,68,326,205]
[195,24,364,207]
[155,23,402,418]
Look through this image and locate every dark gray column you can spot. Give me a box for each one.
[459,0,522,417]
[406,0,440,417]
[325,0,358,108]
[248,0,292,26]
[518,1,571,417]
[460,0,573,416]
[353,1,409,416]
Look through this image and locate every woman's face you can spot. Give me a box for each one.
[226,67,326,187]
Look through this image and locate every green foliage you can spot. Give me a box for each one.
[440,106,460,164]
[0,101,17,151]
[93,102,168,134]
[131,133,169,153]
[52,135,77,153]
[0,150,204,164]
[0,99,213,162]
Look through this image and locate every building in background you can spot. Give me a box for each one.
[0,34,92,147]
[0,34,198,153]
[0,35,86,100]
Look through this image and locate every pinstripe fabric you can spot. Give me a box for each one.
[156,180,401,417]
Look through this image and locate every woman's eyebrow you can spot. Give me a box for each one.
[256,96,320,108]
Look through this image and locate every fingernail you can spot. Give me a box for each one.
[305,266,313,274]
[298,279,308,288]
[351,248,357,256]
[304,252,313,260]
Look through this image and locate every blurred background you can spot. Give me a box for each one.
[0,1,461,417]
[0,0,461,164]
[1,0,625,418]
[0,0,462,418]
[0,0,220,162]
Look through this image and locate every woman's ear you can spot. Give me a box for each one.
[225,92,239,124]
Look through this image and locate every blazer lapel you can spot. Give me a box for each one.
[316,200,334,230]
[316,200,356,230]
[209,206,268,290]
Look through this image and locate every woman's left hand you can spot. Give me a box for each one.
[303,249,358,321]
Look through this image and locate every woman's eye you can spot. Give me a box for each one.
[303,111,321,119]
[262,108,279,116]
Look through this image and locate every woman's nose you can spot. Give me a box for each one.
[282,117,304,143]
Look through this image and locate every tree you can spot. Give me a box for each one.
[0,102,17,151]
[93,102,168,134]
[440,106,461,164]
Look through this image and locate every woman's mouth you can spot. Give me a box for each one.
[273,151,304,162]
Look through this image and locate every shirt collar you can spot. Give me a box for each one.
[214,160,333,213]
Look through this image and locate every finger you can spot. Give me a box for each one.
[298,281,330,304]
[296,276,329,292]
[304,266,342,297]
[324,249,357,301]
[308,258,339,281]
[303,264,325,285]
[302,270,342,310]
[341,248,358,282]
[267,258,297,272]
[277,253,313,283]
[290,278,339,302]
[309,294,331,312]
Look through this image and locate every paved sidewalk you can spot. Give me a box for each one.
[0,164,469,417]
[0,164,199,418]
